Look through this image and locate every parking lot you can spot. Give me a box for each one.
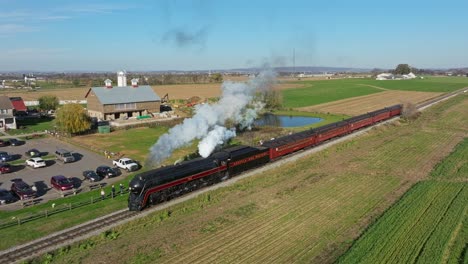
[0,137,131,210]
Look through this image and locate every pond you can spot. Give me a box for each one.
[254,113,323,128]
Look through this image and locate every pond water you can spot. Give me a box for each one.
[254,113,323,128]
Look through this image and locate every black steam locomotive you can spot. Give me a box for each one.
[128,104,402,211]
[128,145,269,211]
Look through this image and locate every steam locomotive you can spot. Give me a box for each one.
[128,104,402,211]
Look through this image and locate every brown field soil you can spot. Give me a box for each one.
[298,90,443,115]
[44,94,468,263]
[0,80,302,101]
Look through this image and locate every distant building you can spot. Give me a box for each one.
[23,74,36,84]
[0,96,17,130]
[85,71,161,121]
[402,72,417,79]
[376,73,394,80]
[298,72,334,78]
[376,72,416,80]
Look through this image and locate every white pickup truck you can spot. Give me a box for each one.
[112,158,139,172]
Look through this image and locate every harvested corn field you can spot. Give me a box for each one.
[298,90,442,115]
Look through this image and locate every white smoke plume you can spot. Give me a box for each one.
[147,70,276,166]
[198,126,236,158]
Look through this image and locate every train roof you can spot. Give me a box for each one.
[138,156,213,180]
[262,129,316,148]
[220,145,267,157]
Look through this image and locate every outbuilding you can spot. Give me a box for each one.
[85,72,161,121]
[0,96,17,130]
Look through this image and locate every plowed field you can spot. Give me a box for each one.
[298,90,442,115]
[0,81,301,101]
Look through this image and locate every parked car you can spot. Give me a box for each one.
[82,170,103,182]
[0,188,15,204]
[0,139,10,147]
[25,149,41,158]
[113,158,139,172]
[96,165,118,178]
[50,175,74,191]
[0,163,12,174]
[26,157,46,168]
[7,138,24,146]
[0,151,13,162]
[10,179,36,200]
[55,149,75,163]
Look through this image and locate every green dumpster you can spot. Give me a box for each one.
[98,125,110,133]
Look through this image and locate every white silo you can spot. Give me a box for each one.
[117,70,127,87]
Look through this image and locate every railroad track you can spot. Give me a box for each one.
[0,210,139,264]
[417,88,467,109]
[0,87,466,264]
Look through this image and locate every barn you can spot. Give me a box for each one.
[85,72,161,121]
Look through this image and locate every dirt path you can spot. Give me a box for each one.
[357,83,390,91]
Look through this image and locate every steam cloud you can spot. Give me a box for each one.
[147,70,276,166]
[161,27,208,48]
[198,126,236,158]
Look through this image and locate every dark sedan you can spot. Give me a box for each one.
[0,188,16,204]
[0,163,12,174]
[25,149,41,158]
[0,139,10,147]
[82,170,103,182]
[0,151,13,162]
[10,179,36,200]
[7,138,24,146]
[50,175,74,191]
[96,166,118,178]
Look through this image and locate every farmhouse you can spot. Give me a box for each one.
[85,72,161,121]
[0,96,17,130]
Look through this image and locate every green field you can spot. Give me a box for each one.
[431,138,468,180]
[282,79,382,108]
[30,94,467,263]
[282,77,468,108]
[339,182,467,264]
[339,138,468,264]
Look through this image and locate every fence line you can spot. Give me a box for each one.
[0,189,130,230]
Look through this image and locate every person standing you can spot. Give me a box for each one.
[119,183,124,195]
[111,185,115,198]
[100,188,105,200]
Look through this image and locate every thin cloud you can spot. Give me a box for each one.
[38,15,72,21]
[58,3,136,15]
[0,11,29,20]
[0,23,35,33]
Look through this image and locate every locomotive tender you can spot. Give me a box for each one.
[128,104,402,211]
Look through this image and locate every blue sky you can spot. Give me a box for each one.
[1,0,467,71]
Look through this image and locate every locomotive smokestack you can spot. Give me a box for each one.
[147,70,276,166]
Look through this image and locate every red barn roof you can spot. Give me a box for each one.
[9,97,27,112]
